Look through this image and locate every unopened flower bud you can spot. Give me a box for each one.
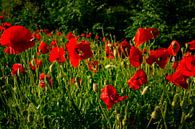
[121,88,124,94]
[151,110,157,119]
[116,113,123,121]
[172,94,179,108]
[151,106,160,119]
[141,86,148,95]
[113,48,117,57]
[105,64,116,69]
[93,83,98,92]
[49,63,55,73]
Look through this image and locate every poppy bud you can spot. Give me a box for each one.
[151,106,160,119]
[151,111,157,120]
[121,88,124,94]
[93,83,98,92]
[105,64,116,69]
[49,63,55,73]
[141,86,148,95]
[171,94,179,108]
[113,48,117,57]
[116,113,123,122]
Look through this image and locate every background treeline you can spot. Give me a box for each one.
[1,0,195,44]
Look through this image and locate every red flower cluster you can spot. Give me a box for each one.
[146,48,170,68]
[0,25,35,54]
[166,53,195,89]
[66,37,93,67]
[49,47,66,63]
[100,85,128,110]
[134,27,160,47]
[39,73,53,88]
[105,42,115,59]
[118,39,131,58]
[29,58,42,71]
[146,40,180,68]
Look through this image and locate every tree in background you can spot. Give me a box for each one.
[1,0,195,44]
[125,0,195,45]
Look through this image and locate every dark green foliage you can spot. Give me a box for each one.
[5,0,139,38]
[125,0,195,46]
[1,0,195,43]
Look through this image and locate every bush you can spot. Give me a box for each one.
[4,0,140,37]
[124,0,195,46]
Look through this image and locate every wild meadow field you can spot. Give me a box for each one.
[0,0,195,129]
[0,16,195,129]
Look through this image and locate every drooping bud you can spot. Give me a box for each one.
[93,83,98,92]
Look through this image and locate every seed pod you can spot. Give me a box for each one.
[151,106,160,119]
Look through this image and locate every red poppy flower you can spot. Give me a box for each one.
[38,41,49,54]
[167,40,180,56]
[66,32,75,40]
[69,77,83,86]
[129,46,143,67]
[86,32,92,38]
[33,33,41,41]
[29,58,42,71]
[166,71,188,89]
[80,33,85,37]
[87,60,98,73]
[176,54,195,77]
[172,61,178,70]
[134,27,159,47]
[49,47,66,63]
[50,40,58,48]
[43,29,52,36]
[1,22,12,29]
[56,31,62,36]
[187,40,195,50]
[100,85,128,110]
[118,39,131,58]
[0,26,5,32]
[39,73,53,88]
[0,16,4,20]
[11,63,25,75]
[105,42,115,59]
[66,38,93,67]
[4,47,17,54]
[43,29,50,34]
[146,48,170,68]
[127,69,147,90]
[95,35,100,40]
[0,25,34,54]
